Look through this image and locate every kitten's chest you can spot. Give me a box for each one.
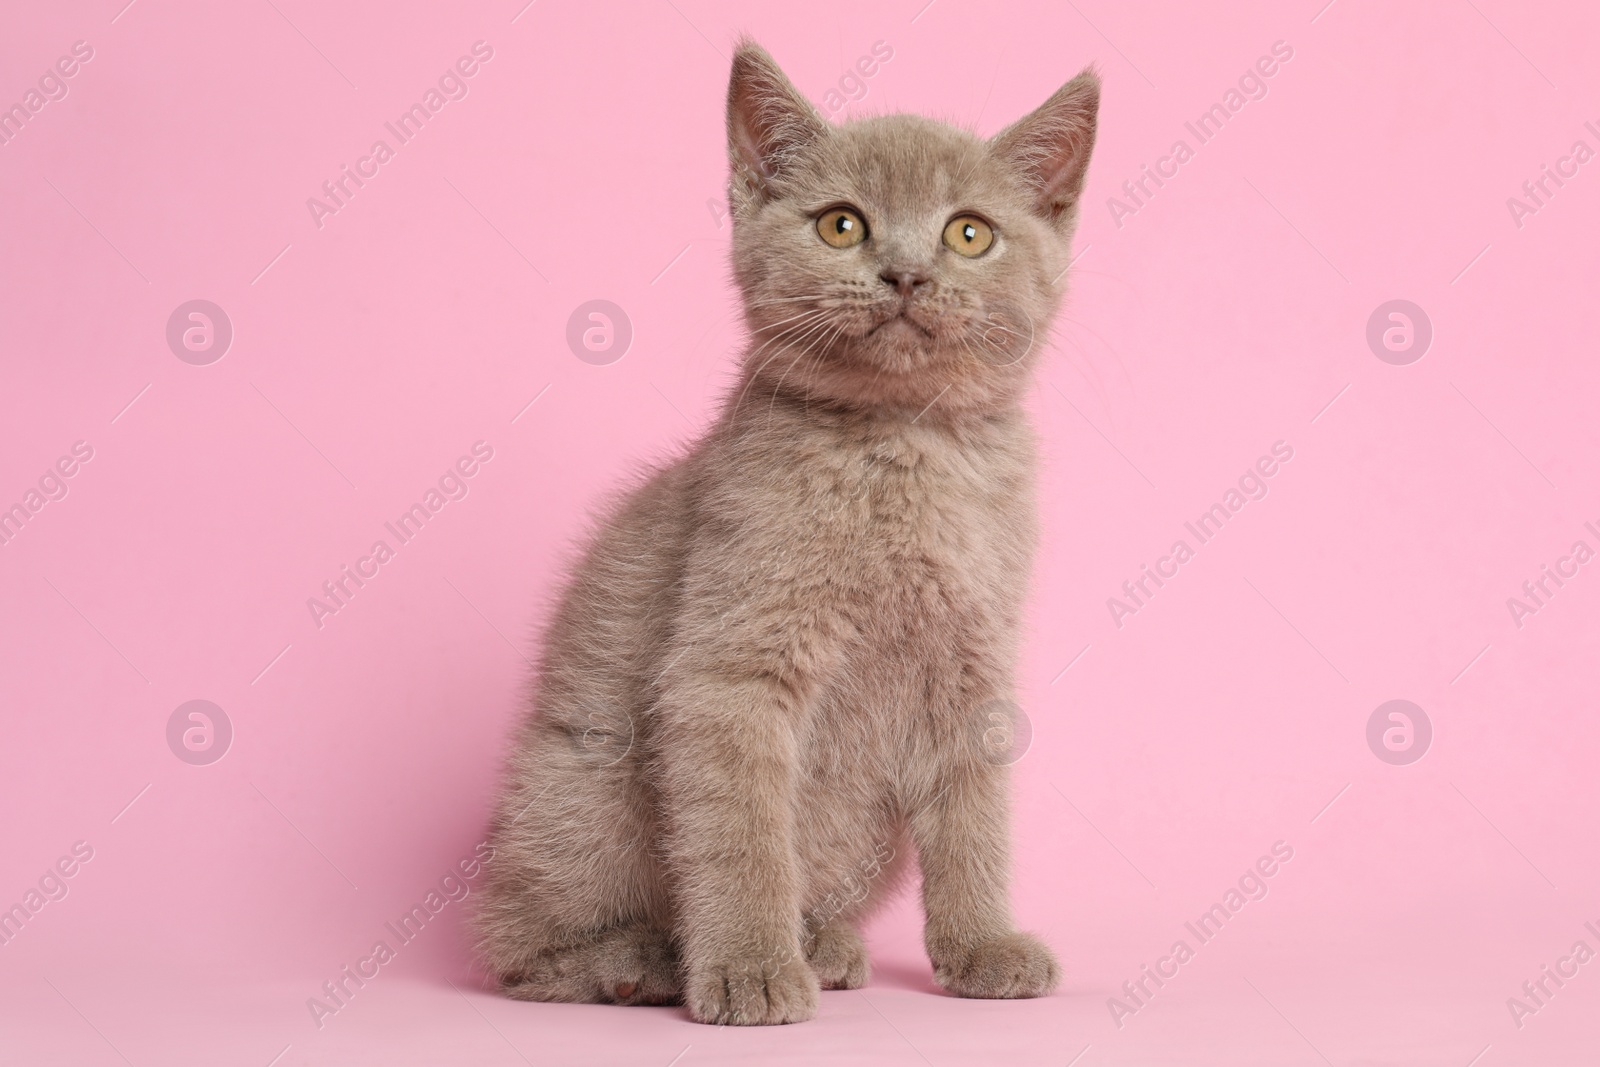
[814,425,1034,624]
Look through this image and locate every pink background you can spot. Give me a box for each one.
[3,1,1598,1063]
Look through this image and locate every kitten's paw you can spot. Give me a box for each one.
[805,923,870,990]
[500,925,681,1005]
[686,950,819,1025]
[932,931,1061,999]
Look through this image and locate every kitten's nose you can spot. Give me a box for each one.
[879,268,930,296]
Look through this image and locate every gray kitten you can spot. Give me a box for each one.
[475,39,1099,1025]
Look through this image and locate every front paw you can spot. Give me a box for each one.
[686,950,820,1025]
[932,931,1060,999]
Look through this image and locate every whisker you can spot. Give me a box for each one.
[773,316,845,419]
[733,311,832,411]
[801,321,852,414]
[766,316,842,412]
[752,307,827,333]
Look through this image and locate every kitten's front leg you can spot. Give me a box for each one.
[913,757,1061,999]
[656,669,820,1025]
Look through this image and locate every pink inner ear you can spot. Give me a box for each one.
[1034,119,1096,209]
[731,108,776,180]
[993,73,1100,216]
[726,46,827,192]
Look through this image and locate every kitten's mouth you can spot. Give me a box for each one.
[866,308,935,339]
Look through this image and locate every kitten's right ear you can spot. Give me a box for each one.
[726,40,827,219]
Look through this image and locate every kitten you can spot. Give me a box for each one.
[475,39,1099,1025]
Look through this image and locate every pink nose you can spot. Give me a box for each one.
[879,269,930,296]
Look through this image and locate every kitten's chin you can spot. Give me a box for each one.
[768,310,1029,415]
[853,316,989,380]
[848,333,935,379]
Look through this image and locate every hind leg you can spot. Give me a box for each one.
[502,921,682,1005]
[475,701,672,1002]
[805,922,869,990]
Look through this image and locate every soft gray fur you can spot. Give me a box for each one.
[475,39,1099,1025]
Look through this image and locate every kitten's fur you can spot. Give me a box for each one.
[475,40,1099,1025]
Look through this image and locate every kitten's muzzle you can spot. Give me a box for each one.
[879,268,931,297]
[867,270,938,339]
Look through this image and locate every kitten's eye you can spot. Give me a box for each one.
[817,207,868,248]
[943,215,994,257]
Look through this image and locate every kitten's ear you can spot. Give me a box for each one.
[726,40,827,218]
[991,68,1100,226]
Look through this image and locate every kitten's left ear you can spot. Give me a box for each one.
[726,39,828,218]
[991,68,1100,226]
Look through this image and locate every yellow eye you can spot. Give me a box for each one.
[817,207,867,248]
[943,215,994,257]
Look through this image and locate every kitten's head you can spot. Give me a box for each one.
[725,39,1098,419]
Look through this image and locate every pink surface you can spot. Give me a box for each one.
[3,1,1598,1063]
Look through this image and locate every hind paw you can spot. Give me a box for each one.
[500,924,681,1005]
[805,922,869,990]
